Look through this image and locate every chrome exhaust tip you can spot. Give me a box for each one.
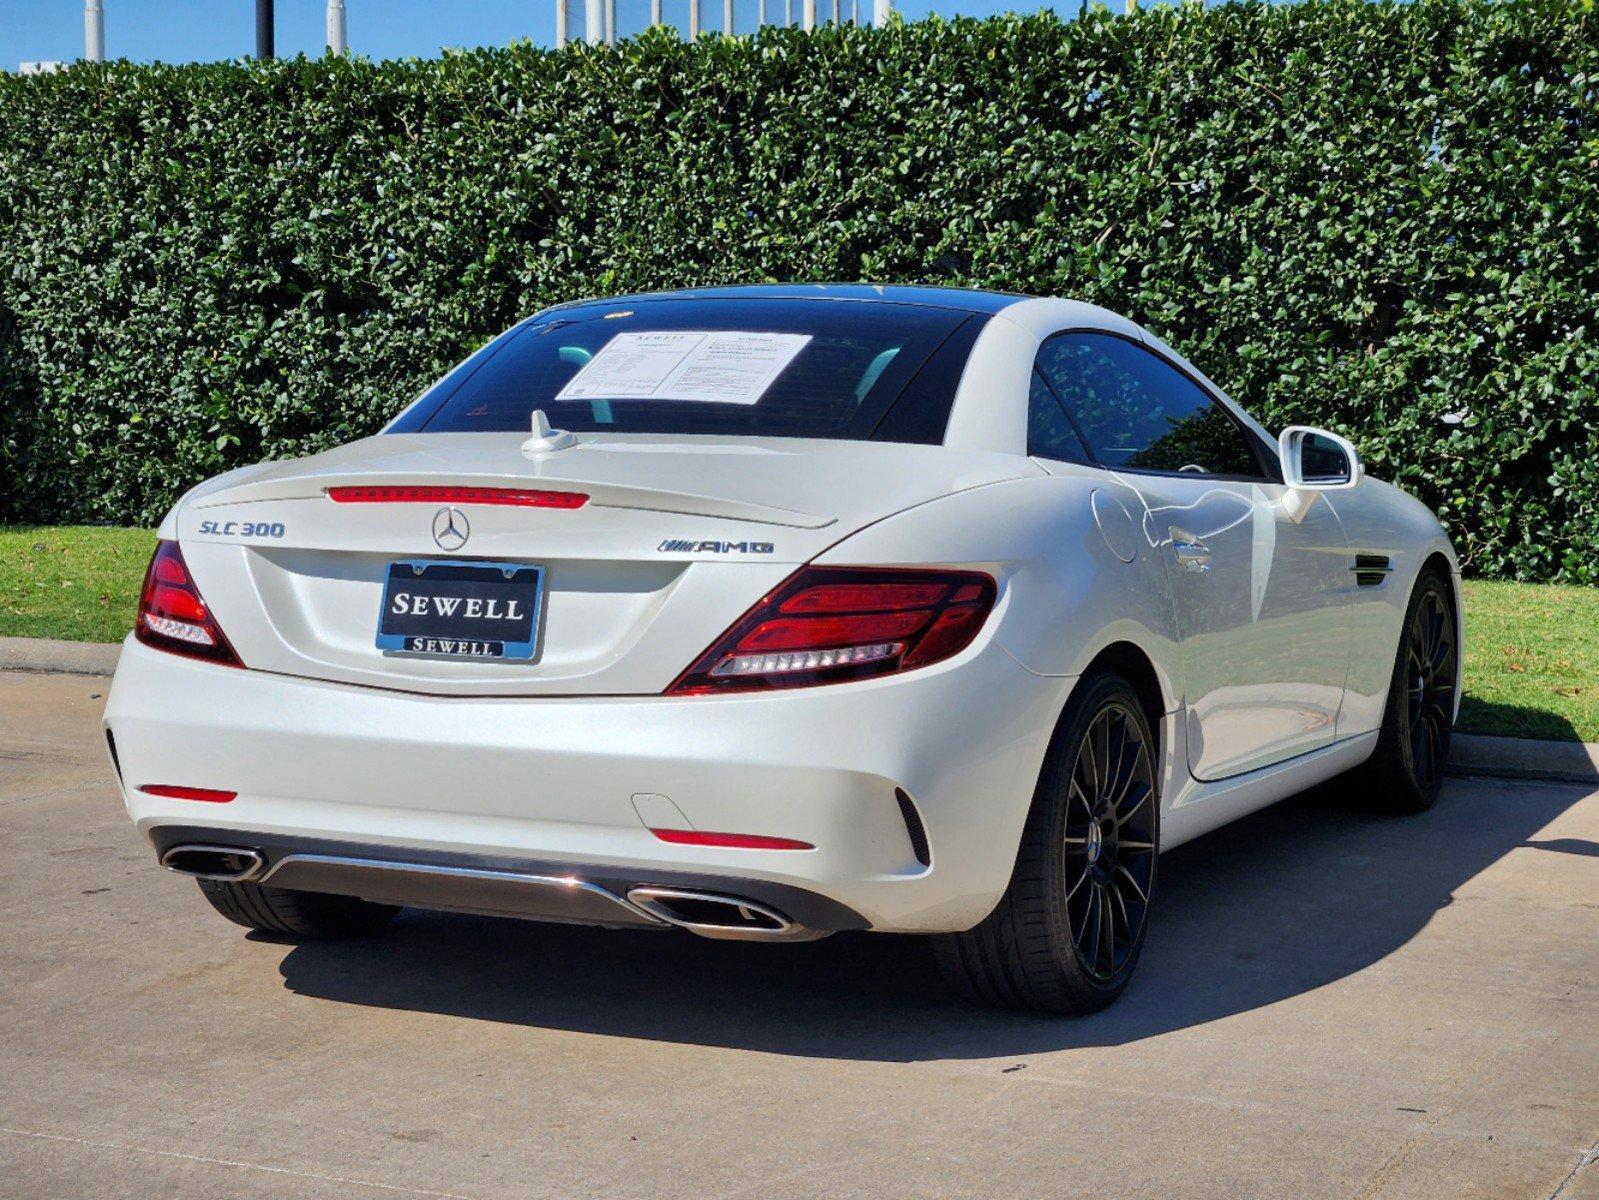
[160,844,265,883]
[625,887,824,942]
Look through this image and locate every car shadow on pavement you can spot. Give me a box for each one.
[274,775,1590,1062]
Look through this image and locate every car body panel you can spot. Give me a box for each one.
[1116,473,1352,780]
[822,470,1183,710]
[106,629,1064,933]
[1321,477,1463,737]
[166,433,1037,696]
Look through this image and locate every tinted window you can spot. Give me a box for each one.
[1036,333,1264,477]
[391,299,971,443]
[1027,370,1090,463]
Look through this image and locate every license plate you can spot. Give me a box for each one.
[376,560,542,660]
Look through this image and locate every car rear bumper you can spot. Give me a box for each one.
[105,636,1067,932]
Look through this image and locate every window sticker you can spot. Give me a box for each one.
[555,331,812,406]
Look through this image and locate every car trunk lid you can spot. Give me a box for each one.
[170,433,1034,696]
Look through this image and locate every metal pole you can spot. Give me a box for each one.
[650,0,661,25]
[802,0,814,29]
[604,0,615,43]
[555,0,567,46]
[723,0,733,33]
[327,0,346,54]
[84,0,105,61]
[850,0,856,22]
[689,0,699,37]
[584,0,602,43]
[255,0,274,58]
[831,0,840,24]
[872,0,889,25]
[784,0,792,24]
[758,0,766,28]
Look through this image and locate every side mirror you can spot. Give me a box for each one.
[1278,425,1363,490]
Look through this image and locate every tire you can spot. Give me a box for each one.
[1356,567,1459,813]
[196,879,399,939]
[934,671,1159,1015]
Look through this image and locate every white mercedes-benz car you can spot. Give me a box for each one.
[104,285,1461,1014]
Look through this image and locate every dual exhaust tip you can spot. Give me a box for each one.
[158,844,819,941]
[160,844,264,882]
[624,887,822,942]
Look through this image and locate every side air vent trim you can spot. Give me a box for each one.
[1352,554,1393,587]
[895,788,932,868]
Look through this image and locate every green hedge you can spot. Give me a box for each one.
[1,1,1595,581]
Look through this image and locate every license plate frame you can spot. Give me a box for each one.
[375,559,544,661]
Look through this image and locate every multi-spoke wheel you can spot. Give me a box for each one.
[1404,587,1456,795]
[1062,703,1157,984]
[934,671,1160,1014]
[1358,567,1458,813]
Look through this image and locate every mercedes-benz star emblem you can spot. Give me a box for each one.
[432,506,469,551]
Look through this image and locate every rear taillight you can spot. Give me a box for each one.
[667,567,996,695]
[134,540,244,668]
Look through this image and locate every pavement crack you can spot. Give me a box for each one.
[0,781,109,808]
[1550,1135,1599,1199]
[0,1126,478,1199]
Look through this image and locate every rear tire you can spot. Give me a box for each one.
[934,671,1159,1015]
[197,879,399,939]
[1356,567,1458,813]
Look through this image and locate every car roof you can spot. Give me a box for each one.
[540,283,1030,317]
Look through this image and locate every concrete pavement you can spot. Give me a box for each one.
[3,670,1597,1199]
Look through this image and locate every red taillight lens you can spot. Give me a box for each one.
[738,610,933,653]
[326,486,588,509]
[779,581,950,613]
[134,540,244,668]
[667,566,997,695]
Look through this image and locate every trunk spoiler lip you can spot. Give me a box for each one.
[186,475,838,530]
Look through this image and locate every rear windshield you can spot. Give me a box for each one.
[389,298,975,443]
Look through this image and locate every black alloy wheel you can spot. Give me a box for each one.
[1403,587,1457,795]
[1355,567,1458,813]
[1062,701,1157,983]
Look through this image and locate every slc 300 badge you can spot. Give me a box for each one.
[198,519,287,539]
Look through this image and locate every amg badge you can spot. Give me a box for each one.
[658,539,775,554]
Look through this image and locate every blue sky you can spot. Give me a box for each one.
[2,0,1046,68]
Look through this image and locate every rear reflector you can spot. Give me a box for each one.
[649,828,815,851]
[326,486,588,509]
[668,566,997,695]
[139,784,237,803]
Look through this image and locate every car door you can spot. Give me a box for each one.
[1034,331,1352,781]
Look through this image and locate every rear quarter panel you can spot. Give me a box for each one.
[817,472,1184,717]
[817,474,1184,890]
